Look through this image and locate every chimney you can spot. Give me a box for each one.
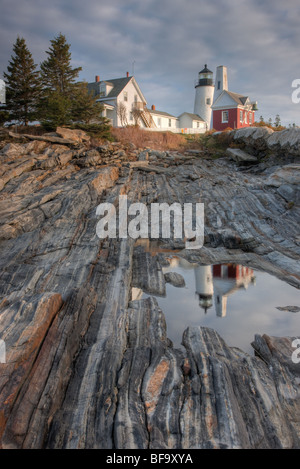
[213,66,228,102]
[95,75,100,83]
[151,104,155,111]
[126,71,129,77]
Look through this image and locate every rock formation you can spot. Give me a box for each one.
[0,127,299,449]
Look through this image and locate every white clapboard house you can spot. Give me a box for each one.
[88,73,207,134]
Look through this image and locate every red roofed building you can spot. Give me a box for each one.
[211,66,258,131]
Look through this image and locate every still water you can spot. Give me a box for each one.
[140,256,300,354]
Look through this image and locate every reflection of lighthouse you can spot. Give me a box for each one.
[194,265,214,313]
[213,264,255,317]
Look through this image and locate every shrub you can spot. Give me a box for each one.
[252,120,286,132]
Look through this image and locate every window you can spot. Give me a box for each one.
[100,84,106,97]
[168,119,171,127]
[158,118,161,127]
[206,98,211,105]
[222,111,228,123]
[197,122,199,128]
[217,81,221,90]
[240,110,243,123]
[249,113,253,124]
[124,92,128,102]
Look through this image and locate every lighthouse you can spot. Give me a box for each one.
[193,65,214,130]
[194,265,214,313]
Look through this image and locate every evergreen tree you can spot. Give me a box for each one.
[39,33,82,128]
[0,109,9,126]
[4,37,41,125]
[274,114,281,127]
[71,81,104,124]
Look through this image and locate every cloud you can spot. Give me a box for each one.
[0,0,299,125]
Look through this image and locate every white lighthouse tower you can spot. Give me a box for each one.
[193,65,214,130]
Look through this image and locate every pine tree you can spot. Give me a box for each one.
[39,33,82,128]
[71,81,104,124]
[4,37,41,125]
[274,114,281,128]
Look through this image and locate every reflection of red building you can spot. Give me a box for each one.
[195,263,256,316]
[213,264,255,317]
[212,264,253,280]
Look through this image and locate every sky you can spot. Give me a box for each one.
[0,0,300,126]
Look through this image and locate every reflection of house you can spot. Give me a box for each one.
[213,264,255,317]
[194,263,255,316]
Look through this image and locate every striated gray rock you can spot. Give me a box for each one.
[233,126,274,151]
[265,164,300,187]
[226,147,258,164]
[277,184,300,205]
[138,150,149,161]
[0,133,299,449]
[267,128,300,156]
[164,271,186,287]
[182,327,300,448]
[55,126,91,143]
[232,126,300,157]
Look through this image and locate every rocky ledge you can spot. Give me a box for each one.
[0,127,299,449]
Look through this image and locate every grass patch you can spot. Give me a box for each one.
[111,126,187,151]
[181,129,235,157]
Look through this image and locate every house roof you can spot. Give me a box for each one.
[103,77,132,98]
[88,76,133,99]
[212,90,251,109]
[226,91,249,106]
[178,112,205,121]
[87,82,100,97]
[148,109,177,118]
